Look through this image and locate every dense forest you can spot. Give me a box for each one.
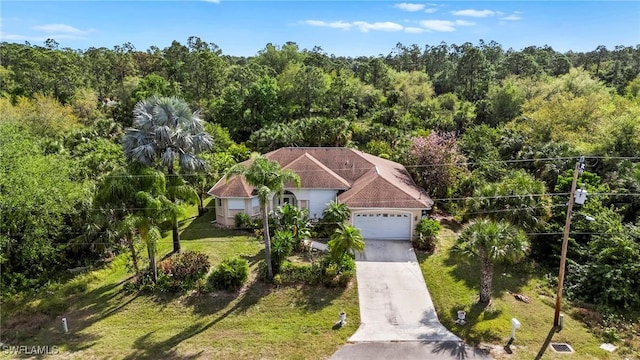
[1,38,639,316]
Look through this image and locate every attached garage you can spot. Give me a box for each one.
[352,212,412,240]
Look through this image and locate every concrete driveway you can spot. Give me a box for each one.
[348,240,460,342]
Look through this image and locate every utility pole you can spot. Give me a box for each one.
[554,156,584,328]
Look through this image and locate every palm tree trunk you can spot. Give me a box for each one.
[172,222,181,253]
[479,255,493,304]
[147,241,158,283]
[168,165,181,253]
[128,235,140,277]
[198,193,204,216]
[262,202,273,280]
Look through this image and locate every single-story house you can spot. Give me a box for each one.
[207,147,433,240]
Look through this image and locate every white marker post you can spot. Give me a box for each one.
[508,318,521,345]
[62,318,69,333]
[339,312,346,326]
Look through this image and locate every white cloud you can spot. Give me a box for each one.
[394,3,425,12]
[0,31,84,41]
[419,20,456,32]
[451,9,496,17]
[455,20,475,26]
[353,21,403,32]
[302,20,352,30]
[202,0,220,3]
[31,23,90,35]
[502,13,523,21]
[405,26,427,33]
[424,8,438,14]
[302,20,403,32]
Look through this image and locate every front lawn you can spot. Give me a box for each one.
[419,221,637,359]
[0,207,359,359]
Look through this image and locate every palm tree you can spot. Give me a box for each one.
[467,169,551,231]
[95,164,176,282]
[134,215,162,282]
[122,96,213,253]
[226,154,301,280]
[319,200,351,238]
[454,219,529,304]
[271,230,294,273]
[328,224,365,263]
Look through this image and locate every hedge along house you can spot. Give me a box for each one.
[207,147,434,241]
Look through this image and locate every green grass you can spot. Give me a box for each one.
[1,205,359,359]
[419,224,636,360]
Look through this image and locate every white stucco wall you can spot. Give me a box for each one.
[283,189,338,219]
[308,190,338,219]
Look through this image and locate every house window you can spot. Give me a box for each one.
[228,199,245,210]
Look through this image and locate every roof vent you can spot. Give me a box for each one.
[550,343,574,353]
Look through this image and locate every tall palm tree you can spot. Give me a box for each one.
[328,224,365,263]
[226,154,301,280]
[467,169,551,231]
[454,219,529,304]
[122,96,213,253]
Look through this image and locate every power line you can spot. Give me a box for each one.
[403,156,578,168]
[93,155,640,178]
[3,191,640,212]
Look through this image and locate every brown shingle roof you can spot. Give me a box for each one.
[282,153,350,189]
[266,147,373,183]
[207,176,253,198]
[208,147,433,209]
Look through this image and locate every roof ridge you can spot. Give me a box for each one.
[283,152,351,188]
[241,177,253,196]
[348,147,376,169]
[378,167,432,205]
[338,167,378,203]
[207,175,225,196]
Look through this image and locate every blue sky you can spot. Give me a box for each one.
[1,1,638,56]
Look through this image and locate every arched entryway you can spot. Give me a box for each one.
[274,190,297,208]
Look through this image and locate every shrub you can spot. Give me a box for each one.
[128,251,210,293]
[316,253,356,287]
[208,258,249,291]
[170,251,210,284]
[271,230,294,273]
[413,218,441,253]
[334,269,355,287]
[271,204,311,251]
[157,258,172,275]
[279,261,316,284]
[234,212,251,228]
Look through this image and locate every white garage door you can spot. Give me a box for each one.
[352,212,411,240]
